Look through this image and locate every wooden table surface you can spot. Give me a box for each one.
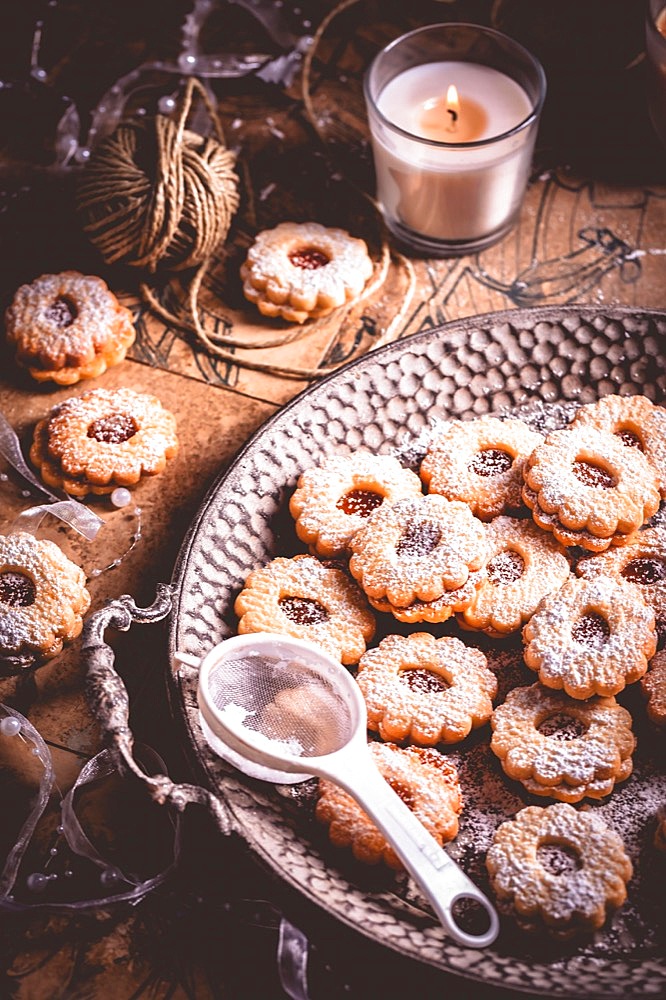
[0,1,664,997]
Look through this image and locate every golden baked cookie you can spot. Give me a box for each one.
[576,525,666,646]
[522,425,660,550]
[315,740,462,869]
[490,682,635,802]
[348,494,487,609]
[486,803,633,938]
[234,554,375,665]
[289,452,423,559]
[367,568,485,624]
[30,387,179,497]
[572,393,666,496]
[641,649,666,726]
[0,531,90,673]
[420,416,543,520]
[5,271,135,385]
[241,222,374,324]
[654,804,666,853]
[458,516,571,636]
[356,632,497,745]
[522,575,656,699]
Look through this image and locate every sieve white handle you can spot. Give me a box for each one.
[316,741,499,949]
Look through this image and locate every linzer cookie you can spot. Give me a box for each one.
[240,222,374,323]
[348,494,487,614]
[522,424,660,551]
[366,568,485,624]
[356,632,497,746]
[420,416,543,520]
[315,741,462,869]
[522,575,656,699]
[5,271,135,384]
[572,393,666,496]
[458,516,571,636]
[0,531,90,673]
[486,803,633,939]
[30,387,178,497]
[234,554,375,665]
[576,525,666,647]
[490,682,635,802]
[289,452,422,559]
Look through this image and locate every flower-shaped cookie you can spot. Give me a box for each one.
[315,741,462,869]
[30,387,179,497]
[421,416,543,520]
[289,451,423,559]
[486,803,633,938]
[234,554,375,665]
[0,532,90,673]
[349,494,487,608]
[642,649,666,726]
[356,632,497,745]
[459,516,571,636]
[490,683,635,802]
[5,271,135,385]
[522,424,660,549]
[572,393,666,496]
[367,568,485,624]
[523,575,656,699]
[241,222,374,323]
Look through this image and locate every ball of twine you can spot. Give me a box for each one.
[77,77,240,273]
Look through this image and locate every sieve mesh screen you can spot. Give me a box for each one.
[207,651,353,758]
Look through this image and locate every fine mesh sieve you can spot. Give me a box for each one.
[194,632,499,949]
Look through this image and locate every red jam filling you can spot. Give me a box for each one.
[572,460,616,489]
[396,521,441,557]
[622,557,666,586]
[616,429,642,449]
[336,489,383,518]
[538,712,588,740]
[469,448,513,477]
[87,412,139,444]
[0,571,36,607]
[400,669,449,694]
[488,550,525,585]
[537,841,583,875]
[46,295,77,327]
[279,596,329,625]
[571,611,610,648]
[289,246,330,269]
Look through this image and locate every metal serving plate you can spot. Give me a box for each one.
[168,305,666,998]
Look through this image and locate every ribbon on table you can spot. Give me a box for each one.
[0,703,180,910]
[0,410,103,540]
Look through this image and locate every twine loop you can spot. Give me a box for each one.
[77,77,240,273]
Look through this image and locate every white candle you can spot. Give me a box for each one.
[364,25,546,255]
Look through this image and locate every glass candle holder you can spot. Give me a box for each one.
[363,23,546,257]
[646,0,666,148]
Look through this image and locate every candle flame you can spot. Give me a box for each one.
[445,84,459,130]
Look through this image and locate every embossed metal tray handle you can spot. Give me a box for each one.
[81,587,235,834]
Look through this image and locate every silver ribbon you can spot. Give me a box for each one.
[0,704,180,910]
[0,410,103,540]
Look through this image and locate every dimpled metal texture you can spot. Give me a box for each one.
[169,306,666,998]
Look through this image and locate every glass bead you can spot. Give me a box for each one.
[27,872,48,892]
[110,487,132,508]
[100,866,123,886]
[0,716,21,736]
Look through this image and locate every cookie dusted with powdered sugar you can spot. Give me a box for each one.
[315,741,462,869]
[234,554,375,665]
[30,387,179,497]
[522,576,656,699]
[420,416,544,520]
[5,271,135,385]
[289,452,422,559]
[486,803,633,939]
[241,222,374,323]
[0,532,90,674]
[356,632,497,746]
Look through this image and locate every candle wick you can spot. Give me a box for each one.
[446,107,458,130]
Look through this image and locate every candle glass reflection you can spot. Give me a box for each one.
[364,23,546,256]
[646,0,666,149]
